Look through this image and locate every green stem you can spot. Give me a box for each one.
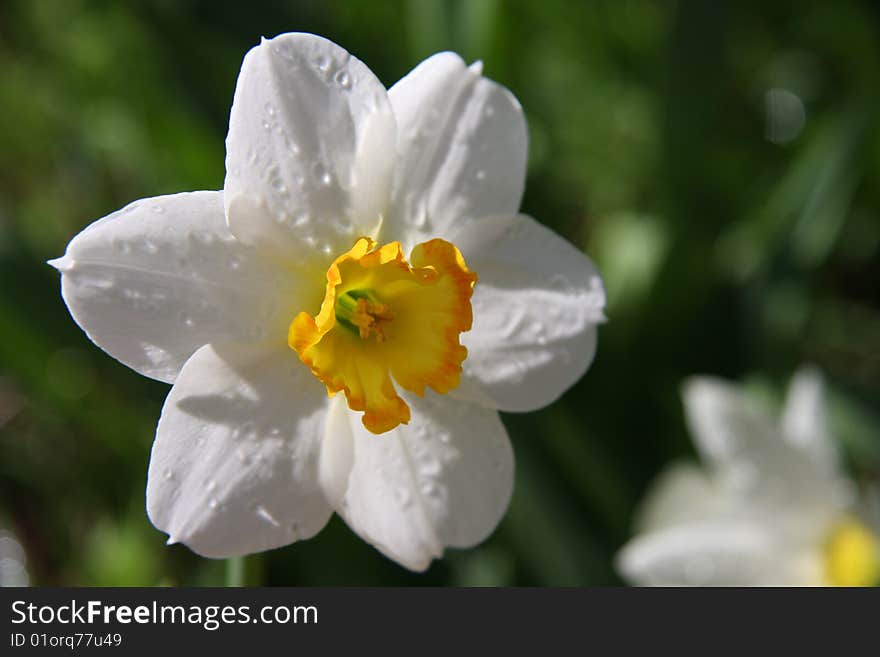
[226,556,245,587]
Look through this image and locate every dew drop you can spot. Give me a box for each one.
[193,231,215,246]
[265,102,276,117]
[142,239,159,254]
[530,321,547,345]
[335,69,351,89]
[313,162,332,186]
[255,505,281,527]
[333,215,353,234]
[475,169,486,181]
[315,55,330,73]
[151,205,165,214]
[113,239,131,255]
[394,487,412,509]
[208,498,219,510]
[163,468,174,480]
[206,479,216,493]
[229,255,242,271]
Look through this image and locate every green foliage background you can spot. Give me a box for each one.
[0,0,878,585]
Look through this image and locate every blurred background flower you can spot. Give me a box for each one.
[616,368,880,586]
[0,528,29,587]
[0,0,878,585]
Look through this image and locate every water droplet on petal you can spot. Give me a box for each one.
[255,505,281,527]
[335,70,351,89]
[394,486,412,509]
[313,162,332,186]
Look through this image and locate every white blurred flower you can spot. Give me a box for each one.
[617,367,880,586]
[49,33,605,570]
[0,529,29,587]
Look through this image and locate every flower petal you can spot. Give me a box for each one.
[450,214,605,411]
[616,521,822,586]
[385,53,527,249]
[632,462,731,534]
[224,33,396,262]
[683,377,852,529]
[336,393,513,571]
[49,191,304,383]
[146,342,333,558]
[781,366,843,480]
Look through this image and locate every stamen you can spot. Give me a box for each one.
[335,289,395,341]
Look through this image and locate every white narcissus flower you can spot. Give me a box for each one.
[48,33,605,571]
[617,368,880,586]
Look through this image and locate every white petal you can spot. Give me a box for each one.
[781,366,843,478]
[451,214,605,411]
[146,343,332,558]
[224,33,396,262]
[318,394,355,509]
[616,521,821,586]
[633,462,730,533]
[50,191,305,383]
[385,53,527,249]
[337,393,513,571]
[683,377,850,529]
